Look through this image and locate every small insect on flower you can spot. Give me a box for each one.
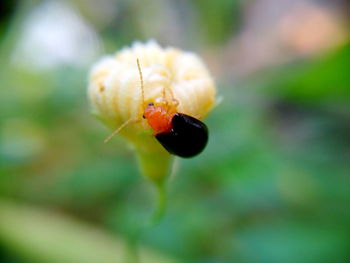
[137,60,208,158]
[88,41,216,180]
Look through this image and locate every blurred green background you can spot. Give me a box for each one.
[1,0,350,262]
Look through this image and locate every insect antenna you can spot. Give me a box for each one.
[104,118,133,143]
[137,58,145,106]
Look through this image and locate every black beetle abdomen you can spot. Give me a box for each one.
[155,113,208,158]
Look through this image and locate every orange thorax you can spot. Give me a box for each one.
[144,106,174,135]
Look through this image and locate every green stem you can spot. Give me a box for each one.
[149,180,167,226]
[126,180,167,263]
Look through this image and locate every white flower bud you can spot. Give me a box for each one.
[88,40,216,182]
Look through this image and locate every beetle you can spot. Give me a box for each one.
[105,58,209,158]
[139,60,208,158]
[142,101,208,157]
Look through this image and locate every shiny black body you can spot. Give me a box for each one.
[155,113,208,158]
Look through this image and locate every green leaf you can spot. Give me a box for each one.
[0,200,177,263]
